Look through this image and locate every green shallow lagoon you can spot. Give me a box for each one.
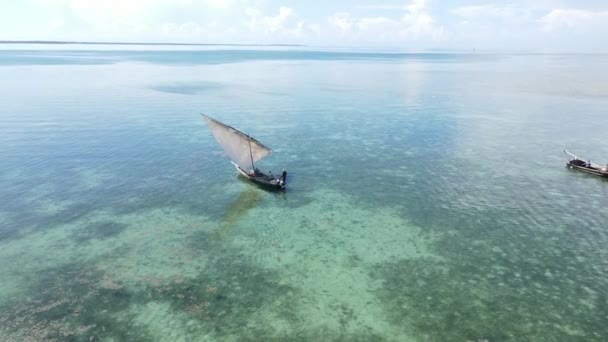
[1,49,608,341]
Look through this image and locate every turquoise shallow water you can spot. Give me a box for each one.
[1,48,608,341]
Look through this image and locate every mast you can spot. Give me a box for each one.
[248,134,255,171]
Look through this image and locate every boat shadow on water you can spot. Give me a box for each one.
[213,182,287,240]
[213,187,264,239]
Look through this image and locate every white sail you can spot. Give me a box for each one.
[203,115,272,171]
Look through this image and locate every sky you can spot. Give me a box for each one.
[1,0,607,51]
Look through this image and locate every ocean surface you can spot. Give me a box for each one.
[1,47,607,341]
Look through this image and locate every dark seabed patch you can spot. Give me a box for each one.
[0,262,149,341]
[71,221,129,242]
[0,230,303,341]
[149,81,224,95]
[234,329,386,342]
[371,213,608,342]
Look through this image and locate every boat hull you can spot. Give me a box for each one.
[233,163,286,190]
[567,162,608,177]
[564,150,608,178]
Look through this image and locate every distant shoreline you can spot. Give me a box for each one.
[0,40,306,47]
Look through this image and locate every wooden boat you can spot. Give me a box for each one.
[564,150,608,177]
[202,114,286,190]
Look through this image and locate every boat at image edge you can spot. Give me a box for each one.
[202,114,287,190]
[564,150,608,178]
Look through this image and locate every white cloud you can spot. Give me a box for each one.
[244,7,261,31]
[452,5,517,19]
[328,0,446,43]
[448,3,547,50]
[358,17,398,31]
[401,0,438,38]
[541,9,608,32]
[16,0,607,50]
[245,6,296,33]
[66,0,238,30]
[27,0,249,41]
[451,3,542,27]
[328,13,354,33]
[261,6,293,33]
[242,6,315,42]
[356,5,406,10]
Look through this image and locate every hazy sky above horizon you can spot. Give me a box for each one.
[2,0,607,51]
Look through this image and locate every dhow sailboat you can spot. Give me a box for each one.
[564,150,608,178]
[202,114,287,190]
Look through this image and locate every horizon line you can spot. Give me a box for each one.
[0,40,307,47]
[1,40,607,55]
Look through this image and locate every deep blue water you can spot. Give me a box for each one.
[0,48,607,341]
